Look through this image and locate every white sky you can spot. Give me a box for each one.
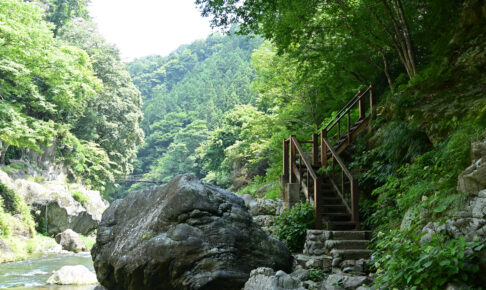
[88,0,214,61]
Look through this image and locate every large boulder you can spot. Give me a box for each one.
[55,229,87,253]
[92,174,292,290]
[46,265,98,285]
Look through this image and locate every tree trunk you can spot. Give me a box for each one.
[392,0,417,76]
[380,52,394,93]
[381,0,417,79]
[0,143,9,165]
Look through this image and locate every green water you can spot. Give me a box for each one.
[0,252,97,289]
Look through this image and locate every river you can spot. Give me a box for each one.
[0,252,97,289]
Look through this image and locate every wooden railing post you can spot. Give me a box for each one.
[321,130,327,168]
[290,135,296,183]
[351,179,359,229]
[314,178,322,230]
[312,133,318,167]
[347,112,351,144]
[283,139,289,177]
[370,85,376,117]
[359,91,366,119]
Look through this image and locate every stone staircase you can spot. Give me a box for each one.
[297,230,372,274]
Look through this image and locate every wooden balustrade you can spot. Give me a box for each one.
[282,85,375,230]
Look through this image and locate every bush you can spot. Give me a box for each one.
[373,228,484,288]
[308,268,325,282]
[72,191,89,208]
[274,202,315,252]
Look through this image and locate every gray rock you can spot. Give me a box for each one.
[290,267,309,281]
[0,169,107,236]
[0,238,14,261]
[303,280,321,289]
[244,267,305,290]
[46,265,98,285]
[249,199,282,216]
[458,138,486,195]
[445,282,471,290]
[55,229,86,253]
[92,174,292,290]
[323,274,371,290]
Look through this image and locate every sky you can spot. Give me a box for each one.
[88,0,214,61]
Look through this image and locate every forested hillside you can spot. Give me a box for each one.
[124,32,262,194]
[0,0,143,193]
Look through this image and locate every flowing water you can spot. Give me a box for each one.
[0,252,97,289]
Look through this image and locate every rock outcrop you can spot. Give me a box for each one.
[243,267,305,290]
[46,265,98,285]
[0,238,14,262]
[457,138,486,194]
[241,194,282,235]
[92,174,292,290]
[0,167,108,235]
[421,138,486,243]
[55,229,87,253]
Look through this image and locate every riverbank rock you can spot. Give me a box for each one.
[46,265,98,285]
[55,229,86,253]
[0,238,14,262]
[243,267,305,290]
[0,167,108,235]
[92,174,292,290]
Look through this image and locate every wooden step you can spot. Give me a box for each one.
[321,197,342,205]
[319,204,346,212]
[330,231,370,240]
[325,221,358,231]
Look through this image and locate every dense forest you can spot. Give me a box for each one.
[124,31,262,195]
[0,0,143,194]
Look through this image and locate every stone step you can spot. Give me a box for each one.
[331,249,372,260]
[324,240,369,250]
[330,231,370,240]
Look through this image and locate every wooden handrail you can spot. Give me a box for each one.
[291,136,317,181]
[282,86,375,230]
[324,86,372,133]
[321,136,354,181]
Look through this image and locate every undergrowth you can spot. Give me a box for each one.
[273,202,314,252]
[373,227,484,288]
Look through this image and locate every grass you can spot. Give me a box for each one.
[80,234,96,251]
[26,175,45,183]
[72,191,90,208]
[0,234,58,263]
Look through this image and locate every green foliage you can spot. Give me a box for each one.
[120,32,261,196]
[368,126,480,231]
[58,20,144,182]
[274,202,315,252]
[26,175,45,183]
[0,183,35,237]
[373,228,484,288]
[79,234,95,251]
[71,191,89,208]
[308,268,325,282]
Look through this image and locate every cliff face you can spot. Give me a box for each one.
[0,159,108,236]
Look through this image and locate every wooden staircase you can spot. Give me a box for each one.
[283,86,376,230]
